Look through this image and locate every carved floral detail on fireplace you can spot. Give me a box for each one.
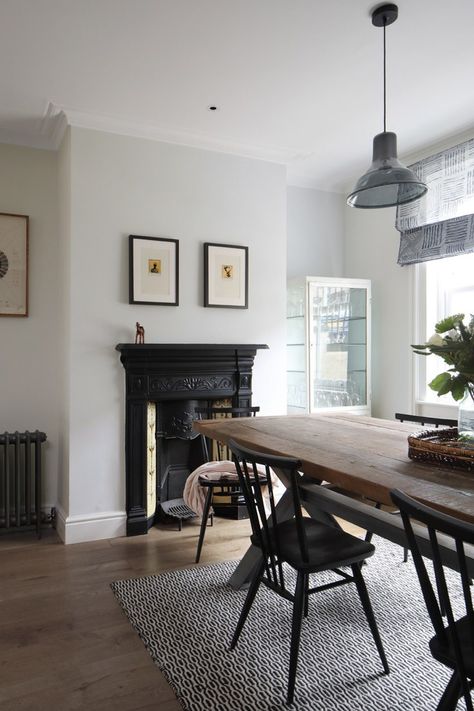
[150,375,233,393]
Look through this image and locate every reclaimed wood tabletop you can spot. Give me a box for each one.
[193,413,474,524]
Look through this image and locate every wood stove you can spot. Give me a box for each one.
[116,343,268,535]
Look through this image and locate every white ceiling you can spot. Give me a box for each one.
[2,0,474,192]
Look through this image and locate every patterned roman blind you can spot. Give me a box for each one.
[396,138,474,265]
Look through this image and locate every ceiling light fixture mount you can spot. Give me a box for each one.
[347,3,427,209]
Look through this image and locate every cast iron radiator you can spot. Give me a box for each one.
[0,430,46,536]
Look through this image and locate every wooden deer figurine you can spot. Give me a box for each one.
[135,322,145,344]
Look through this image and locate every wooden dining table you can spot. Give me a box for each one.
[193,413,474,588]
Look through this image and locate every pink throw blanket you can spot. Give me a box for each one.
[183,460,239,517]
[183,460,282,518]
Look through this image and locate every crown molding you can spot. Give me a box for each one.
[40,102,68,149]
[46,102,311,165]
[286,166,346,194]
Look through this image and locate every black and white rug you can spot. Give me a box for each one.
[111,537,462,710]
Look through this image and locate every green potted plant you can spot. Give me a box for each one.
[412,314,474,440]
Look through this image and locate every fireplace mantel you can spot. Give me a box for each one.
[116,343,268,535]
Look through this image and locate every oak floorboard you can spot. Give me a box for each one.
[0,517,253,710]
[0,513,361,710]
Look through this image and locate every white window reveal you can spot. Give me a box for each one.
[415,253,474,410]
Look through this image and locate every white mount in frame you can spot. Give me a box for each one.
[204,242,248,309]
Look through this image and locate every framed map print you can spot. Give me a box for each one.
[0,213,29,317]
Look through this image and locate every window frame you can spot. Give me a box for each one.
[412,258,473,420]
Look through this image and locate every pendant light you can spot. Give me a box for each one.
[347,4,427,209]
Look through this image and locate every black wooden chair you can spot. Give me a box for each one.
[391,488,474,711]
[395,413,458,428]
[228,438,390,706]
[193,405,259,564]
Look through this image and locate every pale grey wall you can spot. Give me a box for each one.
[343,204,413,419]
[286,184,414,420]
[342,130,474,420]
[63,127,287,540]
[287,186,345,278]
[0,143,60,510]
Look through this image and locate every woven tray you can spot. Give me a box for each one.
[408,427,474,470]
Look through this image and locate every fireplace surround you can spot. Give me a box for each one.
[116,343,268,535]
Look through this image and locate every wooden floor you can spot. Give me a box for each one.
[0,515,362,710]
[0,516,255,710]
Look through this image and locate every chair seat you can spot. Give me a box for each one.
[198,473,266,488]
[198,474,240,488]
[430,615,474,676]
[251,518,375,572]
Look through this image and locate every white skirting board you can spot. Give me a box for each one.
[54,505,127,544]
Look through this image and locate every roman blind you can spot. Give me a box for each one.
[396,138,474,265]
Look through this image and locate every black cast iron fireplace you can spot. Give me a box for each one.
[116,343,268,535]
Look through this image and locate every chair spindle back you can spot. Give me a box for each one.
[229,438,307,592]
[391,488,474,708]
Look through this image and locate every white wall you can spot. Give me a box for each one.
[343,129,474,420]
[287,186,345,278]
[62,127,287,543]
[0,143,60,511]
[343,204,413,419]
[56,130,71,533]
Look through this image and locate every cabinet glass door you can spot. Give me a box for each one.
[287,280,308,412]
[309,283,368,411]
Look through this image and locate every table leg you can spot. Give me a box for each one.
[227,487,295,590]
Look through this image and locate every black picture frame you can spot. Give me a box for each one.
[204,243,248,309]
[129,235,179,306]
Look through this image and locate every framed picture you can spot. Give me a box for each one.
[129,235,179,306]
[204,243,248,309]
[0,213,29,317]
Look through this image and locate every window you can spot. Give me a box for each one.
[416,253,474,405]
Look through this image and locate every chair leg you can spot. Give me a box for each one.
[287,570,306,705]
[304,573,309,618]
[195,488,213,564]
[436,671,470,711]
[366,503,408,564]
[351,564,390,675]
[364,502,381,544]
[230,560,265,650]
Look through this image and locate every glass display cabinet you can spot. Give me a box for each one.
[287,276,371,414]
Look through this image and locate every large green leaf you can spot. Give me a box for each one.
[435,314,465,334]
[429,371,453,396]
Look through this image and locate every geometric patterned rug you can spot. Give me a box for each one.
[111,536,462,710]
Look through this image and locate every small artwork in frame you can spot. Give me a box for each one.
[204,242,248,308]
[129,235,179,306]
[0,213,29,317]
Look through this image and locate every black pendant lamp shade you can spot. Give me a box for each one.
[347,131,427,208]
[347,4,427,209]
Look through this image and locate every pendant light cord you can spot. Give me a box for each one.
[383,20,387,133]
